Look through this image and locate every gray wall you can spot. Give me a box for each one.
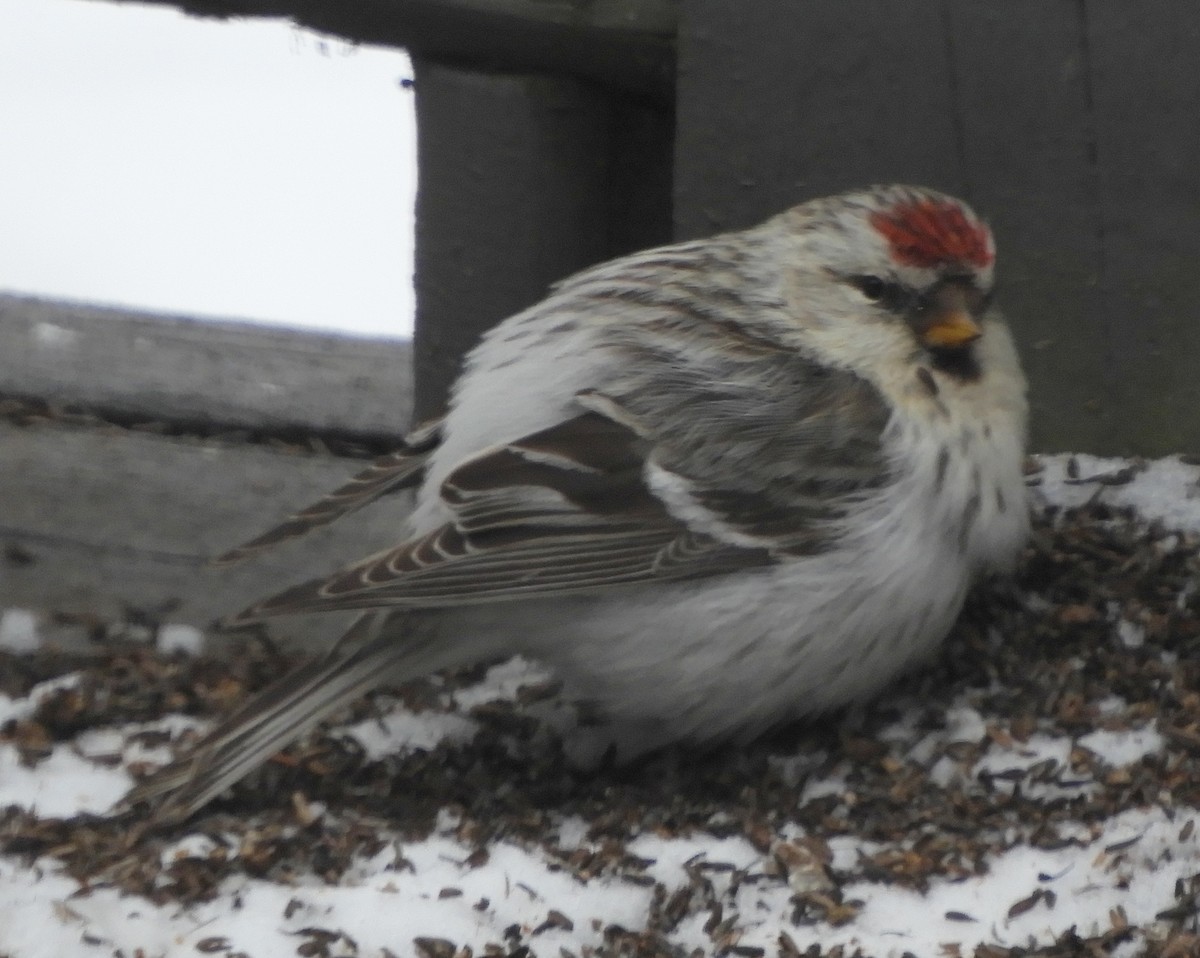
[673,0,1200,456]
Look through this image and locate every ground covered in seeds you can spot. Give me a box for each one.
[2,456,1200,957]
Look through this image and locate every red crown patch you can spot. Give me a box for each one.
[870,199,994,269]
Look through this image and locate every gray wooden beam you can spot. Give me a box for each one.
[411,61,672,418]
[674,0,964,240]
[0,294,413,439]
[945,0,1108,453]
[0,296,417,646]
[0,418,411,650]
[1086,0,1200,455]
[89,0,679,99]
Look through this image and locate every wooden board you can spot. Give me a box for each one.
[0,293,413,438]
[1087,0,1200,455]
[675,0,964,237]
[0,296,417,649]
[92,0,678,99]
[0,418,413,650]
[945,0,1108,452]
[412,63,664,417]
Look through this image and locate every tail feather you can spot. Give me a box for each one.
[123,614,443,823]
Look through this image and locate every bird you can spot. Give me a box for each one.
[126,184,1030,823]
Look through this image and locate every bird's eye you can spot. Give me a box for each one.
[854,275,886,301]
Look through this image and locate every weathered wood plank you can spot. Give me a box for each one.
[412,63,659,417]
[91,0,678,99]
[0,418,413,649]
[674,0,963,239]
[946,0,1108,452]
[1086,0,1200,455]
[0,294,413,438]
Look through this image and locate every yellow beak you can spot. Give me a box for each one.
[921,309,982,349]
[917,281,984,349]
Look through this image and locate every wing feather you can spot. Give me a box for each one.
[212,417,443,565]
[224,406,772,625]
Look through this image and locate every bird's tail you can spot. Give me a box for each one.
[122,612,444,824]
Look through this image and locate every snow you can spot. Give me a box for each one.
[0,673,82,726]
[8,800,1187,957]
[2,456,1199,956]
[1036,453,1200,533]
[801,808,1199,955]
[32,322,80,348]
[0,737,130,818]
[156,624,206,656]
[343,708,478,761]
[0,609,41,653]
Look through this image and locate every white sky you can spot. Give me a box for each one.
[0,0,416,338]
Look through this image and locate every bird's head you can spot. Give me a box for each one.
[778,185,998,379]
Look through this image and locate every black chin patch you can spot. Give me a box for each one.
[929,346,981,381]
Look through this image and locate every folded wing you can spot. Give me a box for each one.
[225,401,776,624]
[212,418,444,566]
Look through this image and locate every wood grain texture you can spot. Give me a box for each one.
[1086,0,1200,455]
[412,62,672,418]
[0,296,416,648]
[89,0,678,99]
[945,0,1108,452]
[675,0,963,239]
[0,294,413,439]
[0,419,414,650]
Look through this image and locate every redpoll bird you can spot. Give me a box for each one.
[128,185,1029,822]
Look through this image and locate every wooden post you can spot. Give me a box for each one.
[411,60,671,419]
